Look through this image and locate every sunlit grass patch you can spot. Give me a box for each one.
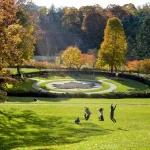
[0,97,150,150]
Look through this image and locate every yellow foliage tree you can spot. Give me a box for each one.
[140,59,150,74]
[61,46,81,69]
[96,17,127,72]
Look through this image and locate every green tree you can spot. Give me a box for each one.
[96,17,127,72]
[61,46,81,69]
[136,16,150,59]
[126,36,138,61]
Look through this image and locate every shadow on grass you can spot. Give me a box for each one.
[8,79,37,92]
[0,109,110,149]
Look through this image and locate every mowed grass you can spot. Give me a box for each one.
[0,97,150,150]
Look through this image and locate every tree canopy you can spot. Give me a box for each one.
[61,46,81,68]
[96,17,127,72]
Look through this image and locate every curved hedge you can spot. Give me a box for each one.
[7,90,150,98]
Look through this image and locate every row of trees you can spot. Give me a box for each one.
[62,17,127,73]
[37,3,150,60]
[61,17,150,74]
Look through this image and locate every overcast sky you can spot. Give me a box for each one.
[33,0,150,8]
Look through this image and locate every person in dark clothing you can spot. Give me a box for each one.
[110,104,117,122]
[33,98,38,101]
[84,107,92,121]
[99,108,104,121]
[75,117,80,124]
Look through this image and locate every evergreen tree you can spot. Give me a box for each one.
[126,36,138,61]
[137,16,150,59]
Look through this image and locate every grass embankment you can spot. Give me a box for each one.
[0,97,150,150]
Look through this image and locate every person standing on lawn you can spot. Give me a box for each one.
[110,104,117,122]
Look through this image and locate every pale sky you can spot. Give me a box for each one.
[33,0,150,8]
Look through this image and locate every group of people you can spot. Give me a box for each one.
[75,104,117,124]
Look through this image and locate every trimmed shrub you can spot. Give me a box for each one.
[7,90,150,98]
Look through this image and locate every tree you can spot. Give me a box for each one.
[82,11,106,48]
[61,46,81,69]
[136,16,150,59]
[96,17,127,72]
[105,4,128,20]
[140,59,150,74]
[125,36,138,61]
[126,60,140,72]
[0,0,18,71]
[123,3,137,15]
[62,7,81,33]
[0,0,35,75]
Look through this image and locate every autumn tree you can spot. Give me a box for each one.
[0,0,35,75]
[81,54,96,68]
[61,46,81,69]
[126,60,140,72]
[0,0,18,71]
[140,59,150,74]
[96,17,127,72]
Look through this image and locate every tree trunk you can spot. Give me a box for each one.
[17,66,21,76]
[111,65,113,73]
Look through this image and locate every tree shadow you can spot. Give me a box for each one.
[0,109,110,149]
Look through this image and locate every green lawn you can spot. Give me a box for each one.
[0,97,150,150]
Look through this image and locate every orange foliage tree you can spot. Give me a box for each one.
[126,60,140,72]
[80,54,96,69]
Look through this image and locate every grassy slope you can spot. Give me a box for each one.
[0,97,150,150]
